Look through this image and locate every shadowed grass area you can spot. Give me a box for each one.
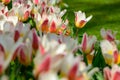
[63,0,120,39]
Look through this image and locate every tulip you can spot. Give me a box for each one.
[100,28,116,42]
[75,11,92,28]
[0,34,22,75]
[15,22,30,39]
[80,33,96,55]
[13,3,32,22]
[100,40,119,65]
[104,65,120,80]
[17,39,32,66]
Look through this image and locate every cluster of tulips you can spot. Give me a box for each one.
[0,0,120,80]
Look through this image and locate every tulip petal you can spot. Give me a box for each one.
[81,33,87,53]
[104,67,111,80]
[49,21,56,33]
[68,63,78,80]
[86,15,92,22]
[35,55,51,77]
[32,29,39,50]
[113,72,120,80]
[14,30,20,42]
[41,19,49,33]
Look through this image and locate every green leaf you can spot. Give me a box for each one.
[91,72,104,80]
[92,47,106,70]
[7,0,12,10]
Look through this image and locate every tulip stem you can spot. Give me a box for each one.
[16,63,22,77]
[75,28,79,38]
[83,54,88,65]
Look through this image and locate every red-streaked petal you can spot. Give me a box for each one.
[39,55,51,71]
[0,44,5,54]
[104,67,111,80]
[113,71,120,80]
[23,11,29,21]
[14,30,20,42]
[12,45,21,60]
[79,20,86,28]
[113,50,119,63]
[36,55,51,77]
[19,47,26,63]
[49,21,56,33]
[32,29,39,50]
[39,44,45,55]
[81,33,87,53]
[68,63,79,80]
[41,19,49,33]
[106,31,114,41]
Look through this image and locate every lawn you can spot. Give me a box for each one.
[63,0,120,39]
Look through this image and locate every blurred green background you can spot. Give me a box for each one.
[63,0,120,39]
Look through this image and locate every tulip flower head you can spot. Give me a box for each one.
[104,65,120,80]
[100,28,116,42]
[75,11,92,28]
[17,40,32,66]
[100,40,120,65]
[80,33,97,55]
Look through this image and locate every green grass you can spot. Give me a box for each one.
[63,0,120,39]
